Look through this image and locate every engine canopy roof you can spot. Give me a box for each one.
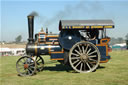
[59,20,114,30]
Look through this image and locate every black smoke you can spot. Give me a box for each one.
[28,11,39,16]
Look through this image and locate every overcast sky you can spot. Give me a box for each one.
[1,0,128,41]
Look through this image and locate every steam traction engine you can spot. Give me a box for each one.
[16,16,114,76]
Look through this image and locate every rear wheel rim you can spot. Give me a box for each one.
[69,41,100,73]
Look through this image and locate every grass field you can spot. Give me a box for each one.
[0,50,128,85]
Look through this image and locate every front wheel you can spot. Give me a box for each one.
[69,41,100,73]
[16,56,36,76]
[35,56,44,72]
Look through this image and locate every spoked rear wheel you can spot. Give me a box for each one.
[69,41,100,73]
[16,56,36,76]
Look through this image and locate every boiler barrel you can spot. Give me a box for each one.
[26,43,60,55]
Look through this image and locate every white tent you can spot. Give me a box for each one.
[113,43,126,47]
[0,48,12,56]
[0,48,11,52]
[11,48,25,55]
[0,48,25,56]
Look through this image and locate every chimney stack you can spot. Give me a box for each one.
[27,16,34,43]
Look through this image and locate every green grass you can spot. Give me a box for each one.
[0,50,128,85]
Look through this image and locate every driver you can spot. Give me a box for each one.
[87,29,99,40]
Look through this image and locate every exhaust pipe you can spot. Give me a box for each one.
[27,16,34,43]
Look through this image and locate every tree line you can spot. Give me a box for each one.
[110,33,128,45]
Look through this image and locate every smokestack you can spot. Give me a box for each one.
[27,16,34,43]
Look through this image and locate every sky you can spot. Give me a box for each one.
[1,0,128,42]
